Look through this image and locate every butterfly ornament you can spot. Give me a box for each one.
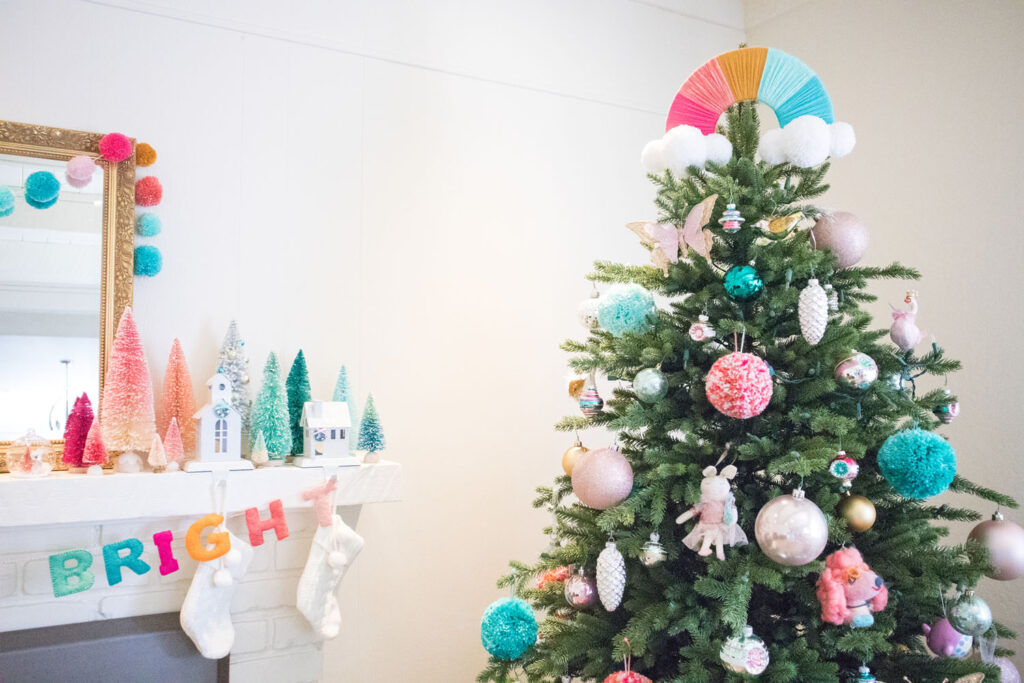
[627,195,717,275]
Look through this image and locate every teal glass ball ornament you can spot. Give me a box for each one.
[633,368,668,403]
[724,265,764,301]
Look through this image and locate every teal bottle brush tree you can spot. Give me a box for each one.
[479,47,1020,683]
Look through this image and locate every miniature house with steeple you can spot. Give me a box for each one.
[186,372,254,472]
[294,400,358,468]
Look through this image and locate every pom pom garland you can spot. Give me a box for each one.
[25,194,58,210]
[0,186,14,217]
[135,213,162,237]
[65,174,92,189]
[135,176,163,206]
[480,597,537,660]
[66,155,97,181]
[757,117,856,168]
[134,245,163,276]
[25,171,60,204]
[135,142,157,167]
[877,428,956,499]
[98,132,132,162]
[596,283,656,337]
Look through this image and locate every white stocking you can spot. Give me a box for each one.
[296,514,364,640]
[180,530,253,659]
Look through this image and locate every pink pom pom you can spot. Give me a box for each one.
[98,133,133,163]
[135,176,163,206]
[705,352,773,419]
[66,155,97,181]
[65,174,92,188]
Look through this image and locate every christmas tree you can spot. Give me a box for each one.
[62,393,93,468]
[147,433,167,471]
[82,418,108,467]
[218,320,252,431]
[356,394,385,456]
[332,364,359,432]
[480,67,1018,682]
[159,338,196,454]
[251,353,291,463]
[250,430,269,467]
[164,417,185,470]
[286,350,312,455]
[101,307,156,453]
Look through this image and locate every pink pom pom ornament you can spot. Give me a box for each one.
[135,176,163,206]
[98,132,133,163]
[705,352,773,419]
[66,155,97,183]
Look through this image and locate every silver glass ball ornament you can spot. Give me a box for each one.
[948,589,993,636]
[754,488,829,566]
[834,351,879,390]
[633,368,668,403]
[639,532,666,567]
[563,567,597,609]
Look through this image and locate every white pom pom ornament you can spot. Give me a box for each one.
[705,133,733,165]
[757,129,786,165]
[783,115,831,168]
[663,125,707,174]
[640,139,668,174]
[829,122,856,158]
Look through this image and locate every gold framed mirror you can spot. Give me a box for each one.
[0,120,135,470]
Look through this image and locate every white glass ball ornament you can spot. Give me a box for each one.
[968,511,1024,580]
[948,589,993,636]
[754,488,829,566]
[719,625,770,675]
[633,368,668,403]
[639,533,667,567]
[577,288,602,330]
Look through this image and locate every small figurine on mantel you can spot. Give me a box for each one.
[186,372,254,472]
[294,401,358,468]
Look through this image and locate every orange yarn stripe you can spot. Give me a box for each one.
[717,47,768,103]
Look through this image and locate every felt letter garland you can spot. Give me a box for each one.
[153,530,180,576]
[49,550,95,597]
[186,514,231,562]
[244,499,289,546]
[102,538,151,586]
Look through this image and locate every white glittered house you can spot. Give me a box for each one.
[185,372,254,472]
[294,400,358,468]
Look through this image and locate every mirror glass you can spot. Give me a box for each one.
[0,153,103,439]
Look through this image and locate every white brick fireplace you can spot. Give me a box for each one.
[0,463,402,682]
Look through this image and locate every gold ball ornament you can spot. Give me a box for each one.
[561,439,589,476]
[838,494,876,532]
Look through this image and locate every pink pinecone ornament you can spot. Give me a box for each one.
[890,290,924,351]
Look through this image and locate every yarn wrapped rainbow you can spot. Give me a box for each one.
[666,47,833,134]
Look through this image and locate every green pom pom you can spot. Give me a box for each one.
[877,428,956,499]
[597,283,655,337]
[480,597,537,660]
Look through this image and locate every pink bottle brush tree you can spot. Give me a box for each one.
[62,393,94,469]
[164,417,185,471]
[82,419,109,469]
[101,307,156,454]
[159,338,196,454]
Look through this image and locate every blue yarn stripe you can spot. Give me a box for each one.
[774,76,834,127]
[757,48,814,111]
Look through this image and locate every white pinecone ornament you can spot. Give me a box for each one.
[798,278,828,345]
[596,540,625,611]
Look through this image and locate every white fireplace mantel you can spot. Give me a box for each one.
[0,461,402,528]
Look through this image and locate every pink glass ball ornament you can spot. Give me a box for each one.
[571,446,633,510]
[705,352,773,419]
[922,618,973,658]
[996,657,1022,683]
[811,211,869,269]
[968,511,1024,581]
[563,567,597,609]
[834,351,878,390]
[754,488,829,566]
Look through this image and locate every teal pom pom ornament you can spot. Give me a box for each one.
[597,283,656,337]
[0,186,14,217]
[480,597,537,660]
[724,265,764,301]
[877,428,956,499]
[133,245,163,276]
[25,171,60,204]
[135,213,162,237]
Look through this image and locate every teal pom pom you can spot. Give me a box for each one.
[135,213,162,237]
[480,597,537,660]
[597,283,656,337]
[0,186,14,217]
[25,194,58,210]
[724,265,764,301]
[25,171,60,204]
[134,245,162,276]
[877,428,956,499]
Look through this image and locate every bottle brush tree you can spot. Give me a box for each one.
[62,393,93,468]
[479,102,1018,683]
[251,352,291,463]
[357,394,385,457]
[101,307,156,453]
[287,349,312,455]
[159,338,196,454]
[333,364,359,431]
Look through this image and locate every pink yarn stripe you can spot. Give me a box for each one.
[666,95,720,135]
[680,59,735,115]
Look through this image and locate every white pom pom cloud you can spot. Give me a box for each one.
[641,125,733,176]
[757,116,856,168]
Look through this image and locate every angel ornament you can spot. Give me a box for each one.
[675,465,748,560]
[627,194,717,275]
[890,289,924,351]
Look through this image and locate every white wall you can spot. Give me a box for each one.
[747,0,1024,670]
[0,1,743,680]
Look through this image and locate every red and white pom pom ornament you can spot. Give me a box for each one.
[706,352,773,419]
[98,132,133,163]
[603,638,652,683]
